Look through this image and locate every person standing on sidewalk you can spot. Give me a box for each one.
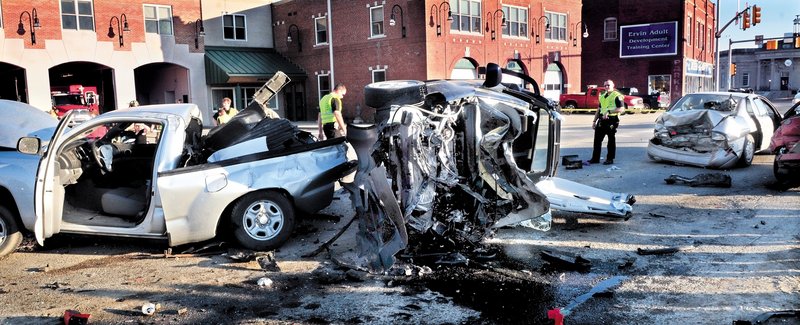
[317,84,348,140]
[589,79,624,165]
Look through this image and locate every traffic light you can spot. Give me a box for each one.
[795,36,800,49]
[731,63,737,76]
[752,6,761,26]
[742,11,750,30]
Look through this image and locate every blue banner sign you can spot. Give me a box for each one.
[620,21,678,58]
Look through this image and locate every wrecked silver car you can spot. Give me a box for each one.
[0,73,353,259]
[344,64,635,272]
[647,92,781,169]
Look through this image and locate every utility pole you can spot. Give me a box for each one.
[715,1,720,91]
[715,5,752,91]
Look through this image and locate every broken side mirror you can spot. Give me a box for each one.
[482,63,503,88]
[17,137,41,155]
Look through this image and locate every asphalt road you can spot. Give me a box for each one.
[494,99,800,324]
[1,99,796,324]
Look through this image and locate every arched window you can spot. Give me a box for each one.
[604,17,617,40]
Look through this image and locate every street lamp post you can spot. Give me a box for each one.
[194,19,205,49]
[390,4,406,38]
[532,16,550,44]
[108,14,130,47]
[17,8,40,45]
[429,1,453,37]
[571,21,588,47]
[287,24,301,52]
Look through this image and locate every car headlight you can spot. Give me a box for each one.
[655,131,669,139]
[711,132,727,141]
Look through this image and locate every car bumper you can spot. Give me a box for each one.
[647,140,740,169]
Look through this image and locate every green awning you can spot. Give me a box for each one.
[205,46,306,84]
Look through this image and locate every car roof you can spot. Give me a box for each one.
[100,103,203,123]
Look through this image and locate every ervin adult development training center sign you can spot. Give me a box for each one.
[620,21,678,58]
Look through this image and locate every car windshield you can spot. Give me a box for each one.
[669,94,740,112]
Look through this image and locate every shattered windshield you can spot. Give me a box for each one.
[670,94,740,113]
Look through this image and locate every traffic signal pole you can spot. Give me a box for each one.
[715,6,753,91]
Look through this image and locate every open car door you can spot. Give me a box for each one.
[33,110,79,244]
[502,68,635,219]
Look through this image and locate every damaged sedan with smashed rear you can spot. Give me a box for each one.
[647,92,781,169]
[344,64,635,272]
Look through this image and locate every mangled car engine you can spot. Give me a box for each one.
[345,66,555,272]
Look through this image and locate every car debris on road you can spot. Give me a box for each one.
[664,173,732,187]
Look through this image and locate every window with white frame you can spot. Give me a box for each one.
[742,73,750,87]
[223,14,246,40]
[144,4,173,35]
[315,16,328,45]
[370,6,384,37]
[686,15,692,45]
[372,69,386,83]
[603,17,617,40]
[501,5,528,38]
[61,0,95,31]
[318,74,331,100]
[451,0,481,33]
[545,12,566,41]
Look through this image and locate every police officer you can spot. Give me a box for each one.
[589,80,624,165]
[317,84,347,139]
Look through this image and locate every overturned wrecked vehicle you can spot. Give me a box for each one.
[344,64,635,272]
[647,92,781,169]
[0,73,353,258]
[769,102,800,185]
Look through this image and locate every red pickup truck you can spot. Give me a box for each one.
[559,87,646,114]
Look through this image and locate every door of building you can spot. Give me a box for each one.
[542,64,563,102]
[780,77,789,91]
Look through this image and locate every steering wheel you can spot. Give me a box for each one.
[90,140,112,174]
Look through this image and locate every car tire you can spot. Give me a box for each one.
[0,206,23,259]
[364,80,425,109]
[230,191,295,251]
[642,103,651,113]
[737,134,755,167]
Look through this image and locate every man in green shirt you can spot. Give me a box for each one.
[317,84,347,139]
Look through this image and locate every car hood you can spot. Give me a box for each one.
[0,100,58,149]
[655,109,728,132]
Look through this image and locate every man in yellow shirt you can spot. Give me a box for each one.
[589,80,624,165]
[317,84,347,139]
[214,97,239,125]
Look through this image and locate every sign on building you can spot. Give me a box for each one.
[619,21,678,58]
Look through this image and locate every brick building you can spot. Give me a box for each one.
[0,0,209,116]
[272,0,583,122]
[581,0,716,104]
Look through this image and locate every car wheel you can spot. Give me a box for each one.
[230,191,295,251]
[642,103,651,113]
[737,134,755,167]
[0,206,23,259]
[364,80,425,109]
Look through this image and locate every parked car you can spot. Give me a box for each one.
[348,64,636,271]
[647,92,782,169]
[559,86,645,114]
[769,101,800,185]
[617,87,670,111]
[0,74,354,259]
[793,91,800,105]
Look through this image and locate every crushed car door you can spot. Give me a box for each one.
[33,110,77,244]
